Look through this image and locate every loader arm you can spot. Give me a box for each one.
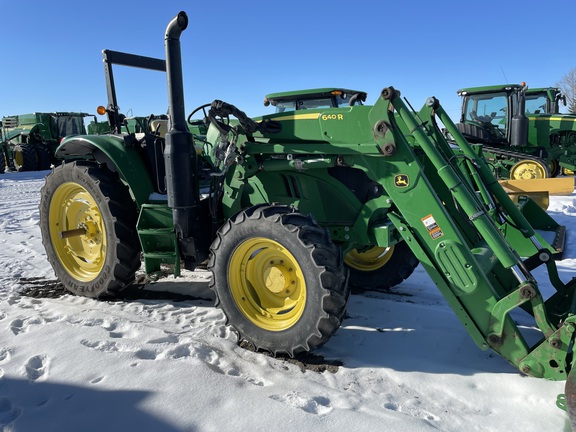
[368,88,576,420]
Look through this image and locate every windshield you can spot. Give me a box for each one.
[273,100,296,113]
[272,91,363,113]
[464,92,508,130]
[52,116,86,137]
[298,98,333,110]
[274,97,334,113]
[336,93,355,106]
[525,94,548,114]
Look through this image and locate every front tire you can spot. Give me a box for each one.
[39,161,141,298]
[209,205,349,356]
[13,144,37,172]
[345,241,419,291]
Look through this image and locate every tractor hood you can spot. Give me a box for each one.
[527,113,576,148]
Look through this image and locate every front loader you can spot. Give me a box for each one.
[39,11,576,427]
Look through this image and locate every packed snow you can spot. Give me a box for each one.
[1,170,575,432]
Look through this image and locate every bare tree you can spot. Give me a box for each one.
[556,68,576,114]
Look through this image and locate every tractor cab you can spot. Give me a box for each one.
[525,87,566,114]
[456,83,576,183]
[263,88,367,113]
[457,84,572,148]
[457,84,525,145]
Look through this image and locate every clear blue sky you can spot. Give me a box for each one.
[2,0,575,122]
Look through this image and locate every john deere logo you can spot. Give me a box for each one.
[394,174,409,188]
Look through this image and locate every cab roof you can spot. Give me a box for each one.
[265,88,366,101]
[526,87,561,94]
[457,84,523,96]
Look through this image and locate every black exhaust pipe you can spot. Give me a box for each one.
[163,11,205,270]
[165,11,189,134]
[510,85,529,147]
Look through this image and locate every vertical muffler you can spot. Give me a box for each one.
[163,11,205,269]
[510,84,529,147]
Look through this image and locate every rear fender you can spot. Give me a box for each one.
[55,135,155,207]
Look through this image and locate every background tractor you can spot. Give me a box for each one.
[38,11,576,427]
[0,111,93,172]
[456,83,576,180]
[525,86,566,115]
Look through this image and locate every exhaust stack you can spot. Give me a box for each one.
[510,85,529,147]
[163,11,203,269]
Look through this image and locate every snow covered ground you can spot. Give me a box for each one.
[1,170,575,432]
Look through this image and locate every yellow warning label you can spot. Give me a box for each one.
[422,214,444,239]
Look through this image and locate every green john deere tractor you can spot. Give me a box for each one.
[0,111,94,172]
[39,11,576,427]
[456,84,576,181]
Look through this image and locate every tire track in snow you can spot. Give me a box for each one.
[0,175,53,290]
[15,275,273,388]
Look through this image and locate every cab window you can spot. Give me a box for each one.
[525,95,548,114]
[274,101,296,113]
[464,93,508,128]
[298,98,333,110]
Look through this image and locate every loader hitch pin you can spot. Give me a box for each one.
[519,285,536,299]
[538,250,551,263]
[58,227,87,239]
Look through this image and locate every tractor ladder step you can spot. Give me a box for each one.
[137,204,180,276]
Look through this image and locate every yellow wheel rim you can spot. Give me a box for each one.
[14,150,23,168]
[550,159,559,177]
[49,182,106,282]
[229,237,306,331]
[345,246,394,272]
[510,159,547,180]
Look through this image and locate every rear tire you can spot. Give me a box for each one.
[36,144,52,170]
[13,144,37,172]
[39,161,141,298]
[0,151,5,174]
[209,204,349,356]
[345,241,419,292]
[550,159,561,178]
